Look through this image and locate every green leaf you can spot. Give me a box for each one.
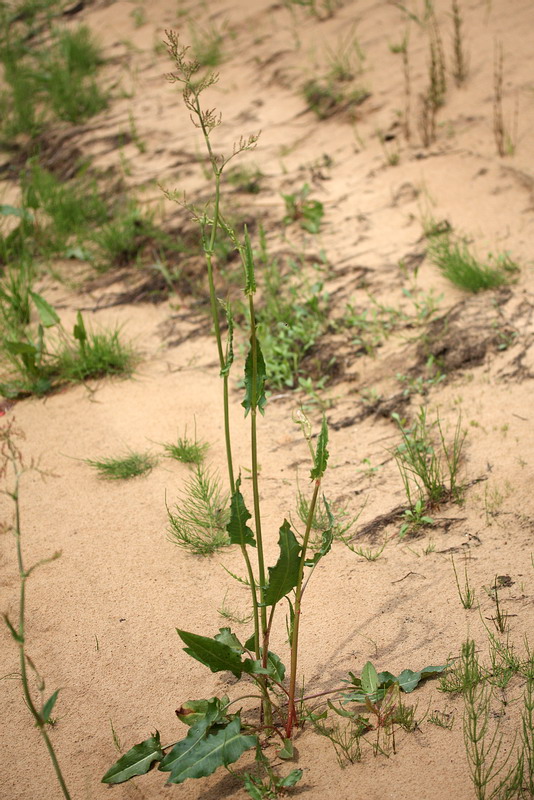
[226,477,255,548]
[278,739,293,759]
[102,732,163,784]
[177,630,244,678]
[342,663,449,703]
[310,415,329,480]
[3,613,23,642]
[263,520,301,606]
[304,526,333,567]
[175,696,229,727]
[161,715,256,784]
[30,291,60,328]
[0,204,33,220]
[219,299,234,377]
[379,665,448,693]
[73,311,87,346]
[279,769,304,788]
[42,689,59,723]
[5,339,37,357]
[214,627,244,654]
[265,649,286,682]
[361,661,379,695]
[242,339,267,416]
[243,224,256,295]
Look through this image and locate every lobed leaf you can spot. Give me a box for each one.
[102,732,163,784]
[262,520,301,606]
[177,630,244,678]
[226,478,255,548]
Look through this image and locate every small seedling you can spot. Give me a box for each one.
[429,710,454,729]
[451,0,468,86]
[282,183,324,233]
[85,451,156,480]
[399,498,434,538]
[452,555,476,609]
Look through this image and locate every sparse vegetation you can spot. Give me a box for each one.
[85,451,157,480]
[428,235,519,292]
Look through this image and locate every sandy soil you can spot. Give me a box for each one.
[2,0,534,798]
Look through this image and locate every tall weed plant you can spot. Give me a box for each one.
[102,33,445,796]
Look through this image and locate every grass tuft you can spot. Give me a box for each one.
[85,451,157,480]
[86,451,156,480]
[428,236,518,292]
[162,426,209,465]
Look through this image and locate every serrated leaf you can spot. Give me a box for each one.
[73,311,87,345]
[263,520,301,606]
[102,732,163,784]
[177,630,243,678]
[42,689,59,722]
[226,477,255,548]
[241,340,267,416]
[161,715,256,784]
[361,661,379,695]
[310,415,329,480]
[214,627,243,654]
[30,291,60,328]
[243,225,256,295]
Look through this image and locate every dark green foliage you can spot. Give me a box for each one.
[263,521,301,606]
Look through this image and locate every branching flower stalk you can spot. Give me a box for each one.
[164,30,268,689]
[1,423,71,800]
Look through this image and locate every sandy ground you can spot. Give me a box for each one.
[2,0,534,798]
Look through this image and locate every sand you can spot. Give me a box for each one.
[2,0,534,798]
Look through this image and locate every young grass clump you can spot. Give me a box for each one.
[167,466,230,555]
[0,292,137,398]
[392,407,465,512]
[162,426,209,465]
[85,451,156,480]
[428,235,518,292]
[0,21,108,139]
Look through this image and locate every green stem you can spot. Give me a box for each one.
[248,295,266,628]
[285,479,321,738]
[10,461,72,800]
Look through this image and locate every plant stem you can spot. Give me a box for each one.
[7,448,72,800]
[286,479,321,737]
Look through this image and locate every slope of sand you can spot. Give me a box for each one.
[2,0,534,798]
